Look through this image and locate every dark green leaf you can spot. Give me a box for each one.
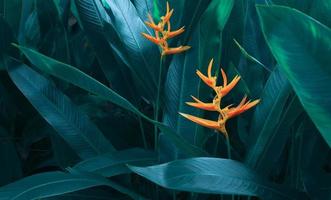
[7,58,115,159]
[257,5,331,147]
[73,148,156,177]
[246,67,291,168]
[15,44,207,157]
[129,157,306,199]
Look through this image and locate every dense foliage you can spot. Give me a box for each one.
[0,0,330,199]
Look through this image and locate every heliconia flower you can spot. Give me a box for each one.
[216,75,241,97]
[227,97,260,119]
[196,59,217,88]
[179,57,260,138]
[179,113,221,131]
[141,1,190,56]
[186,96,218,111]
[141,33,161,45]
[162,46,191,56]
[166,26,185,39]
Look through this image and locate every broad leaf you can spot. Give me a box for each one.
[129,157,306,199]
[0,171,146,200]
[7,58,115,159]
[0,127,22,186]
[246,68,291,168]
[102,0,160,100]
[73,148,156,177]
[15,45,207,157]
[257,5,331,147]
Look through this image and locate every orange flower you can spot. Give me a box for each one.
[142,2,190,56]
[180,58,260,137]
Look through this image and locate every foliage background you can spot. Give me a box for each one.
[0,0,330,199]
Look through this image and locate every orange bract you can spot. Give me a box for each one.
[180,59,260,137]
[141,2,190,56]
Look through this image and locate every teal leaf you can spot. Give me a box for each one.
[129,157,306,199]
[246,68,292,169]
[7,58,115,159]
[257,5,331,147]
[73,0,135,100]
[73,148,156,177]
[0,171,146,200]
[102,0,160,99]
[15,44,207,157]
[0,127,22,186]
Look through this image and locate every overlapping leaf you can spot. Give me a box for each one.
[129,157,307,199]
[257,5,331,147]
[7,58,115,159]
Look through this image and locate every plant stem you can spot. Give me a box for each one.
[154,56,164,152]
[226,135,232,159]
[226,136,234,200]
[138,116,147,149]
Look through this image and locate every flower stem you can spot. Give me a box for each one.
[226,135,232,159]
[154,56,164,152]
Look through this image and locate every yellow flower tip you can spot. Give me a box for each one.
[141,33,160,44]
[179,113,220,130]
[220,68,228,86]
[166,1,170,13]
[207,59,214,78]
[191,95,202,103]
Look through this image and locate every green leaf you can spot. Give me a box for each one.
[7,58,115,159]
[162,23,203,160]
[73,148,156,177]
[73,0,136,100]
[0,127,22,186]
[245,68,291,169]
[14,44,207,157]
[0,171,104,200]
[1,0,22,34]
[257,5,331,147]
[102,0,160,99]
[129,157,306,199]
[0,170,146,200]
[199,0,234,68]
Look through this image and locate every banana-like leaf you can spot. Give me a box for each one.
[0,127,22,186]
[74,0,135,100]
[129,157,307,199]
[15,44,207,157]
[102,0,160,98]
[257,5,331,147]
[73,148,156,177]
[7,58,115,159]
[162,25,202,160]
[246,68,291,168]
[199,0,234,68]
[0,170,146,200]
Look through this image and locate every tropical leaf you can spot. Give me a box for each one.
[129,157,307,199]
[15,44,207,157]
[73,0,135,100]
[73,148,156,177]
[245,67,292,168]
[0,127,22,186]
[102,0,160,100]
[257,5,331,147]
[199,0,234,68]
[0,170,146,200]
[7,58,115,159]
